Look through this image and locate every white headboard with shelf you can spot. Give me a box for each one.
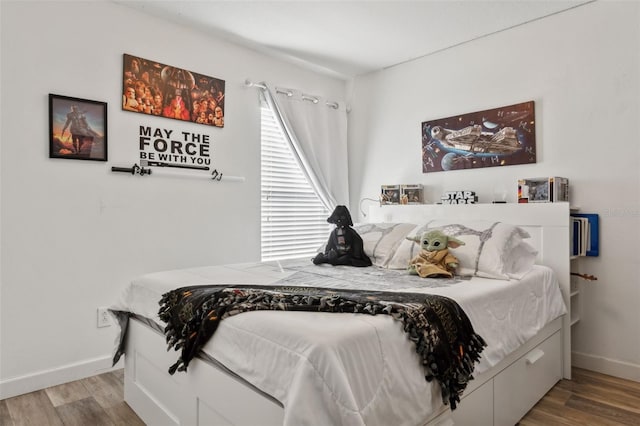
[367,202,572,378]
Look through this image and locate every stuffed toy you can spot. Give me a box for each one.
[313,205,372,267]
[407,229,465,278]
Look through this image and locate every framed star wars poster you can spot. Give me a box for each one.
[421,101,536,173]
[49,94,108,161]
[122,54,225,128]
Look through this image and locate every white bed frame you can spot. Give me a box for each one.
[123,203,570,426]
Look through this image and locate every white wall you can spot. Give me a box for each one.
[349,1,639,381]
[0,0,345,397]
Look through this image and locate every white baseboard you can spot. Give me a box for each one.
[572,351,640,382]
[0,355,124,399]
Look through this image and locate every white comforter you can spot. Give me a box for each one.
[112,259,566,426]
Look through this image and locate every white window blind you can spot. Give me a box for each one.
[261,104,331,261]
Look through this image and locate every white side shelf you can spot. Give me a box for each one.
[569,206,580,327]
[570,258,581,326]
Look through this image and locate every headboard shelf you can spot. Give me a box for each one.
[368,202,570,226]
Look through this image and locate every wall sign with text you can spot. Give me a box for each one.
[138,125,211,171]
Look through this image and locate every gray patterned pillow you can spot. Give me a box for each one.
[353,223,417,268]
[387,220,536,279]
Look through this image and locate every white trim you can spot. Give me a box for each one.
[0,355,123,399]
[572,351,640,382]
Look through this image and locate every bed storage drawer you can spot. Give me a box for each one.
[451,378,493,426]
[493,330,562,426]
[125,319,284,426]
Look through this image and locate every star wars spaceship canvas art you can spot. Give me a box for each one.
[422,101,536,173]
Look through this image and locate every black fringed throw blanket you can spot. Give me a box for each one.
[158,284,486,409]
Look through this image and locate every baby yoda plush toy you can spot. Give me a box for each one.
[407,229,465,278]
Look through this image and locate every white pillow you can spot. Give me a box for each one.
[353,223,417,268]
[387,220,537,279]
[504,240,538,279]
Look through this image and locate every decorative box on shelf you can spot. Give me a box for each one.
[400,184,423,204]
[380,185,401,205]
[518,177,569,203]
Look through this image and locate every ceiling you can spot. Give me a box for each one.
[115,0,592,79]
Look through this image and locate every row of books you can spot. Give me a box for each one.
[571,213,599,257]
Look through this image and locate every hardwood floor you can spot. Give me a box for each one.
[1,367,639,425]
[1,369,144,426]
[519,368,640,426]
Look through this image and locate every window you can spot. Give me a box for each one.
[261,104,331,261]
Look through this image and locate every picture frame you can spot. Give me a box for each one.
[421,101,536,173]
[49,94,108,161]
[122,53,225,128]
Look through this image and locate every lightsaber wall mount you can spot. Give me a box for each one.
[111,164,151,176]
[110,163,245,182]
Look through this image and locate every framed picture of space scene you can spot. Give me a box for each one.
[122,53,225,128]
[421,101,536,173]
[49,94,108,161]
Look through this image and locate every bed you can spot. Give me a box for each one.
[111,202,571,426]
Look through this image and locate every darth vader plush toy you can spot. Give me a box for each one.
[313,205,372,267]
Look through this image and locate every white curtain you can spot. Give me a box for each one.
[259,82,348,211]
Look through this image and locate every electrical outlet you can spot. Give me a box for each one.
[97,307,112,328]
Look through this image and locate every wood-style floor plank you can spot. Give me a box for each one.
[81,371,146,425]
[55,397,115,426]
[519,367,640,425]
[81,371,124,409]
[519,407,582,426]
[565,394,640,426]
[0,399,15,426]
[103,401,146,426]
[575,367,640,393]
[44,379,91,407]
[4,390,63,426]
[565,368,640,414]
[112,368,125,382]
[525,397,625,426]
